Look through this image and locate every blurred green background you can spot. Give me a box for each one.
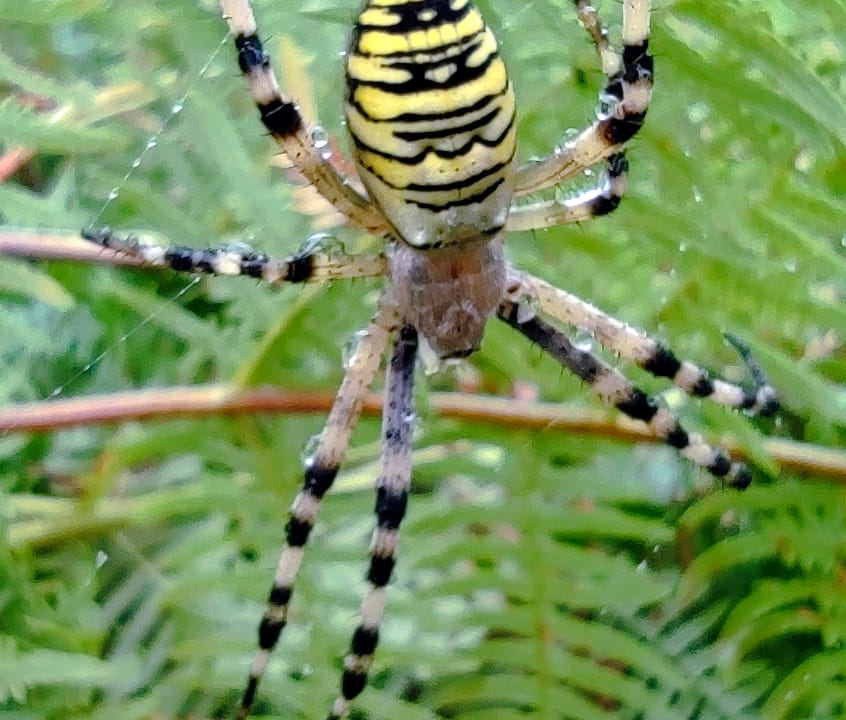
[1,1,845,718]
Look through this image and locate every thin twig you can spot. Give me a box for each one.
[1,383,843,482]
[0,228,145,265]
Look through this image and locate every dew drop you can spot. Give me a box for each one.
[636,559,648,573]
[311,126,332,160]
[573,331,594,353]
[171,102,184,114]
[418,336,442,376]
[595,91,621,121]
[342,329,368,370]
[516,294,539,323]
[298,232,345,257]
[131,158,142,168]
[107,188,120,201]
[224,240,256,255]
[146,139,158,149]
[301,434,321,466]
[403,411,418,428]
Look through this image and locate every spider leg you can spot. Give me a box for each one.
[574,0,622,78]
[514,0,652,196]
[237,297,401,720]
[81,227,387,285]
[327,325,418,720]
[218,0,392,238]
[506,269,779,416]
[498,300,754,488]
[507,153,628,232]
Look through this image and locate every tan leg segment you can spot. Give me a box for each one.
[505,269,779,416]
[513,0,652,196]
[328,326,418,720]
[498,300,755,488]
[237,297,401,720]
[218,0,392,237]
[81,227,387,286]
[507,153,628,232]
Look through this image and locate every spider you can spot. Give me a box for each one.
[76,0,779,717]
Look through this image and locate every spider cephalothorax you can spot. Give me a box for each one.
[81,1,778,717]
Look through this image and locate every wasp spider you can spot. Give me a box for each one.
[81,0,779,717]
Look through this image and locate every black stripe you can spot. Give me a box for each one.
[406,158,509,193]
[368,553,396,587]
[241,677,259,712]
[740,388,759,410]
[304,464,337,498]
[240,253,269,278]
[393,107,501,141]
[733,468,752,489]
[642,346,682,379]
[591,193,622,216]
[349,49,497,95]
[616,390,658,423]
[666,426,689,449]
[352,30,482,60]
[351,626,379,656]
[607,152,629,177]
[258,616,285,649]
[350,108,514,165]
[286,253,314,283]
[234,34,268,74]
[601,111,647,145]
[622,41,653,83]
[341,669,368,700]
[347,84,507,124]
[258,99,303,137]
[352,0,472,35]
[166,247,203,272]
[410,176,505,211]
[691,376,715,398]
[267,585,292,606]
[375,488,408,530]
[707,455,731,477]
[285,517,312,547]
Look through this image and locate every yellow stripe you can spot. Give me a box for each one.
[344,0,516,246]
[350,41,506,117]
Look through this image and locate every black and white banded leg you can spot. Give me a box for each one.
[218,0,389,236]
[507,269,780,416]
[498,300,753,488]
[507,152,629,231]
[238,299,401,720]
[574,0,623,78]
[328,325,418,720]
[514,0,653,195]
[81,227,388,286]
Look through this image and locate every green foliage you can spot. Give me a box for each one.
[1,1,845,719]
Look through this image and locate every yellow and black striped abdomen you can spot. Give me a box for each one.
[345,0,516,248]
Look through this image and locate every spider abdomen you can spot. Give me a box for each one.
[345,0,517,249]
